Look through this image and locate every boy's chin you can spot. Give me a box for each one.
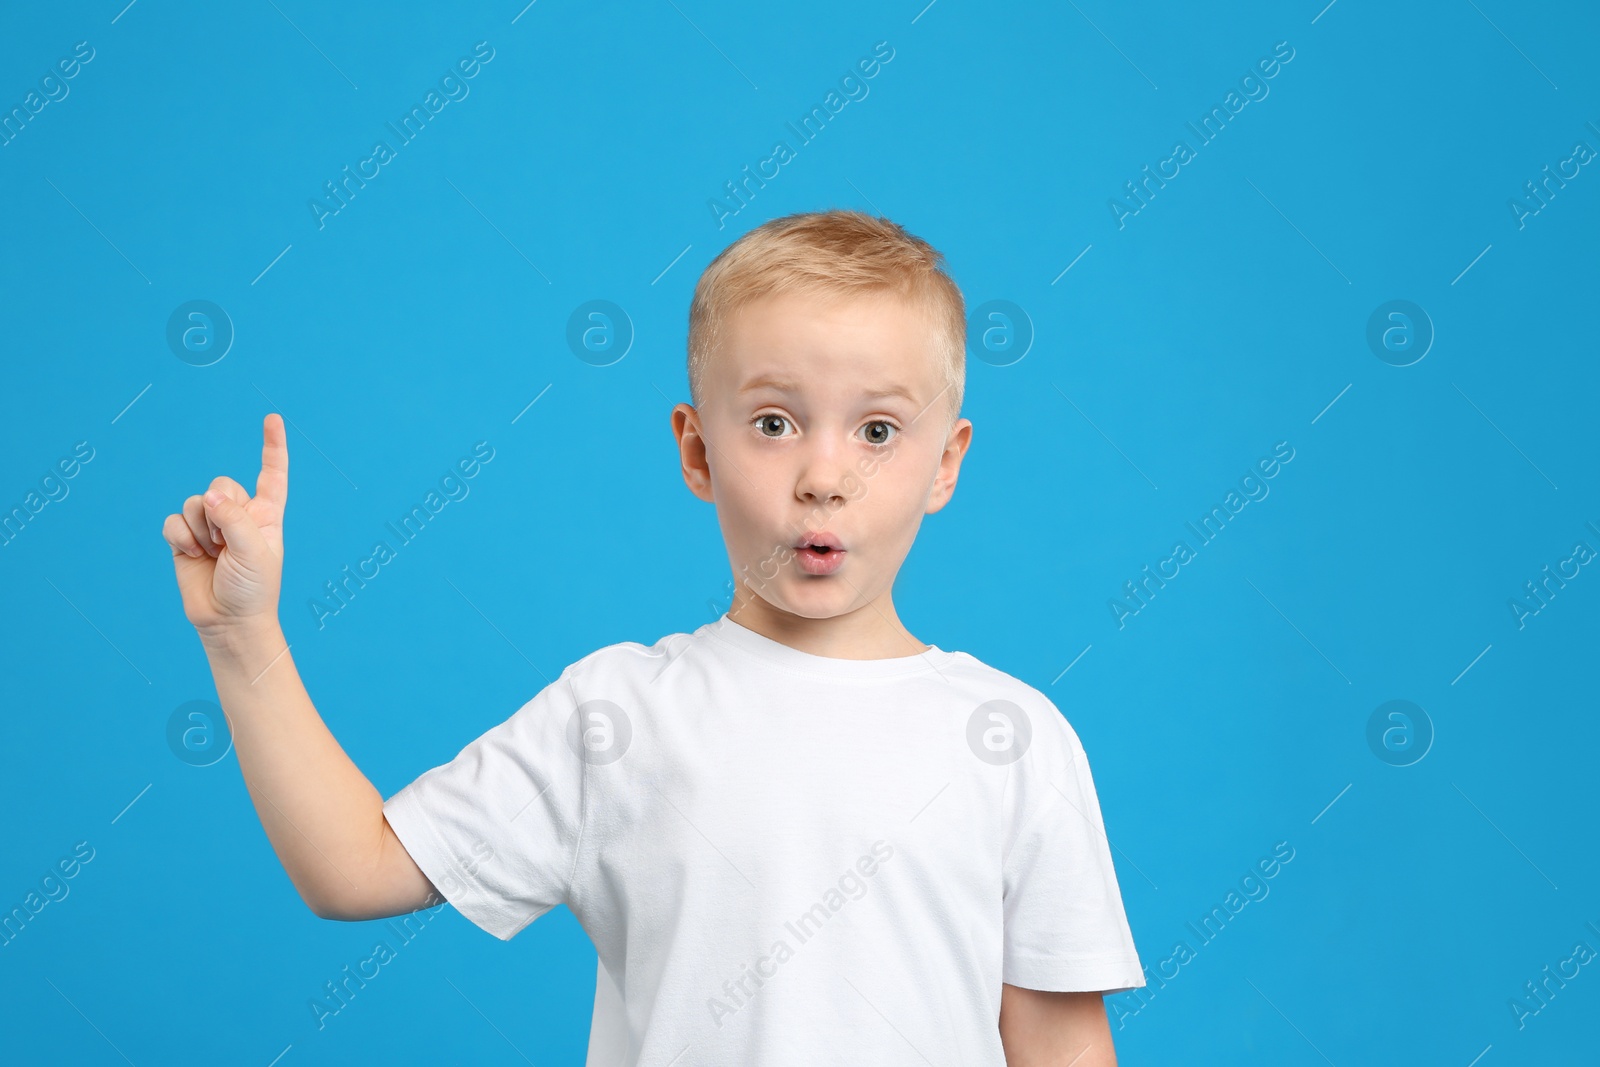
[750,584,865,622]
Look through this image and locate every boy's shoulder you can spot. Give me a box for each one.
[940,647,1090,757]
[557,625,697,680]
[559,622,1031,682]
[941,646,1052,697]
[554,623,1086,750]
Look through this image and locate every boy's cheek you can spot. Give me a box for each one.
[753,549,787,580]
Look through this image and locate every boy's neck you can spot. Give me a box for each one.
[724,592,931,660]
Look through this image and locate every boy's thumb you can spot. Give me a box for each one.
[204,489,267,559]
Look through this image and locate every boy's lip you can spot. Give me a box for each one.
[795,530,845,552]
[794,531,846,576]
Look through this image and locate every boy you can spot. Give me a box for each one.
[163,209,1144,1064]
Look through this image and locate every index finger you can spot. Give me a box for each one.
[255,412,289,507]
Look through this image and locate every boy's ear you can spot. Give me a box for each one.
[925,417,973,515]
[671,403,715,503]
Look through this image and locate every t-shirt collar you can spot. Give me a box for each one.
[704,613,956,680]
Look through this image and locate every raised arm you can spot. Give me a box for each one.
[161,413,436,921]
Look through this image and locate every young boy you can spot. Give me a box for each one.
[163,209,1144,1065]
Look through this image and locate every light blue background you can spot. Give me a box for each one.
[2,1,1595,1063]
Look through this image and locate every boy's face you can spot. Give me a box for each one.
[672,290,973,630]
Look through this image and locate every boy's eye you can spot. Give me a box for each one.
[752,415,899,445]
[861,420,898,447]
[754,414,791,438]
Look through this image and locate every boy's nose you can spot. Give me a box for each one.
[794,439,853,505]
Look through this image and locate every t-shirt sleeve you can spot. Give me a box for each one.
[1000,696,1145,994]
[381,669,585,941]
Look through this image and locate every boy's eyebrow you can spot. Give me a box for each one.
[738,374,920,405]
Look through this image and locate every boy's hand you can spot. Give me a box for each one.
[161,413,289,637]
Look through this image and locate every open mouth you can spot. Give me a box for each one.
[796,533,844,554]
[794,532,846,574]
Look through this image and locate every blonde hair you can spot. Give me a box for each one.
[687,209,965,431]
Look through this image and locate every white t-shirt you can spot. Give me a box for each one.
[382,614,1144,1065]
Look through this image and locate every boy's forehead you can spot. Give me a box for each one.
[713,290,937,399]
[734,371,922,407]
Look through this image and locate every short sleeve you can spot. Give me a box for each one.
[1000,699,1145,994]
[382,670,585,941]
